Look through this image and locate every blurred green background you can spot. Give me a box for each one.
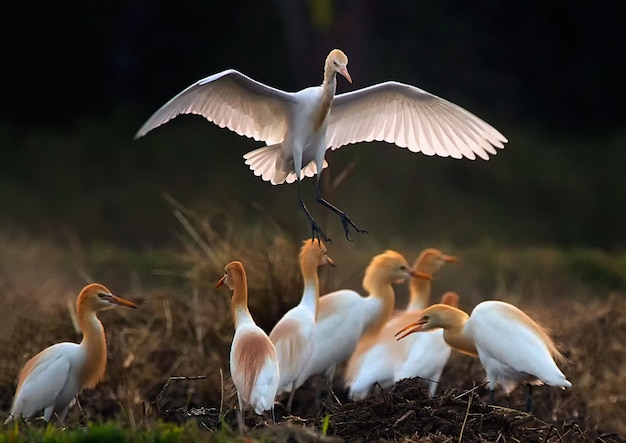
[1,0,624,250]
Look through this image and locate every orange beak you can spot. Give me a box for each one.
[108,294,138,309]
[443,254,458,263]
[411,270,433,281]
[216,275,226,288]
[339,66,352,84]
[395,318,427,341]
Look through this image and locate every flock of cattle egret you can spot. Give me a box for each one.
[4,243,571,427]
[4,50,572,430]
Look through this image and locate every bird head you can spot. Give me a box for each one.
[395,304,463,340]
[78,283,137,312]
[413,248,458,277]
[327,49,352,84]
[216,260,246,292]
[300,239,336,269]
[440,291,460,308]
[362,250,432,292]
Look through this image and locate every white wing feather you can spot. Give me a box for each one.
[135,69,293,145]
[327,81,507,160]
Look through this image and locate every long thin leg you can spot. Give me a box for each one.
[286,383,296,412]
[489,388,495,404]
[315,179,368,241]
[236,393,246,432]
[297,179,332,243]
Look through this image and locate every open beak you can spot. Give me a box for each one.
[108,294,137,309]
[339,66,352,84]
[395,318,427,341]
[216,275,226,288]
[411,270,433,281]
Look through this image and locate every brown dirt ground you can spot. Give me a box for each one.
[1,230,626,442]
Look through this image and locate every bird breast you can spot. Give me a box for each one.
[230,325,279,407]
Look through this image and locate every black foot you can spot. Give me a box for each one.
[311,220,332,244]
[339,213,368,242]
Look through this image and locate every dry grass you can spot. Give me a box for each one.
[0,204,625,440]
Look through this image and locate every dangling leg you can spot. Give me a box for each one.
[315,176,367,241]
[297,179,332,243]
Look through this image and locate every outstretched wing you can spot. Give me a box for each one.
[327,81,507,160]
[136,69,293,145]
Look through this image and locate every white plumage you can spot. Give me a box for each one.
[292,250,431,394]
[217,261,279,430]
[344,249,457,400]
[5,284,137,424]
[396,300,572,400]
[269,240,334,410]
[135,49,507,241]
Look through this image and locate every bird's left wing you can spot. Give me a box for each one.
[14,348,72,416]
[326,82,507,160]
[135,69,294,145]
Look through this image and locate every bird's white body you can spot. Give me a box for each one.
[345,250,457,400]
[393,328,450,394]
[5,283,137,425]
[270,299,316,394]
[217,261,279,428]
[293,250,424,391]
[136,59,507,184]
[294,289,385,389]
[10,342,86,422]
[230,314,280,414]
[269,239,334,398]
[397,300,572,396]
[465,301,571,393]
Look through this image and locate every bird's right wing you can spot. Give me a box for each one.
[326,82,507,160]
[135,69,293,145]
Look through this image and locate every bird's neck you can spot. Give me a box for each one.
[361,277,396,340]
[231,280,253,328]
[78,308,107,389]
[314,70,337,131]
[406,277,432,311]
[299,258,321,318]
[322,66,338,95]
[440,316,478,357]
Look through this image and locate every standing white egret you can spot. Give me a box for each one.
[269,239,334,411]
[396,300,571,408]
[216,261,280,430]
[5,283,137,425]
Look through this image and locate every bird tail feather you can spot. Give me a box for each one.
[243,145,328,185]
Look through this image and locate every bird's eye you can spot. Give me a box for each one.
[422,315,429,321]
[97,292,109,299]
[400,266,407,272]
